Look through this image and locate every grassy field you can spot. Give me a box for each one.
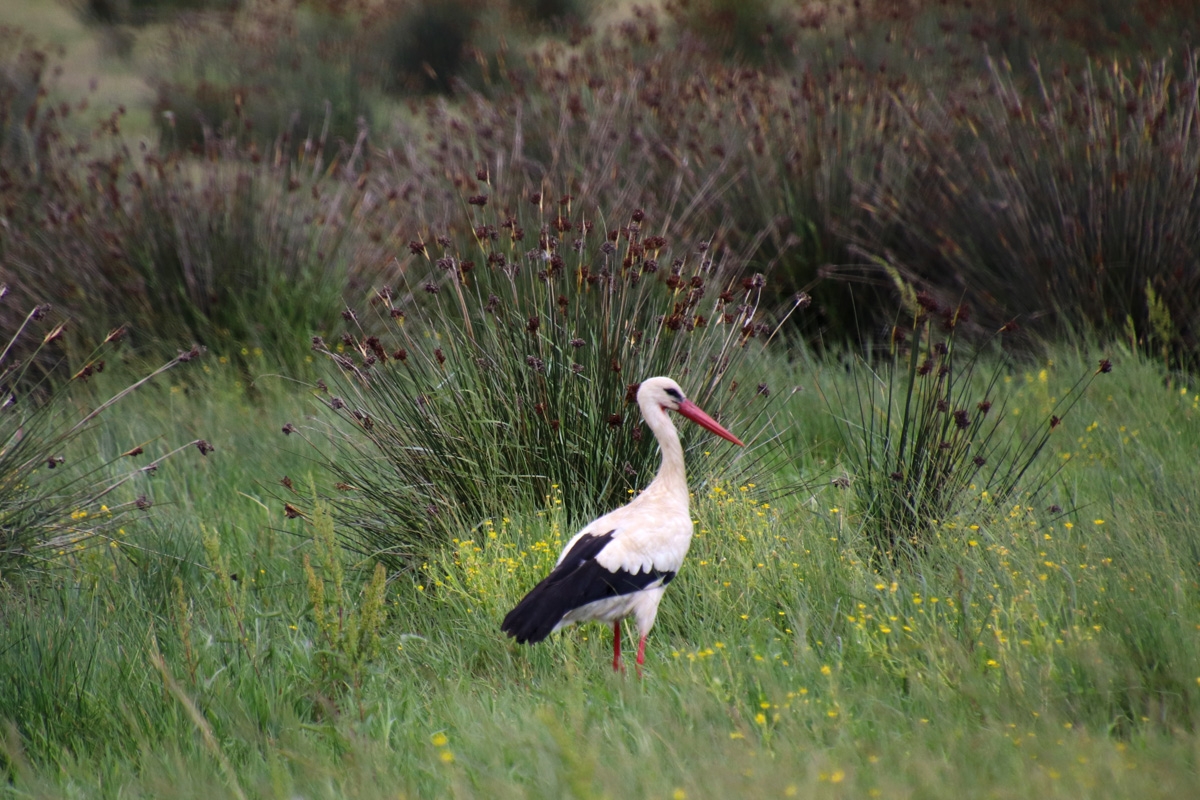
[3,0,1199,797]
[0,345,1197,799]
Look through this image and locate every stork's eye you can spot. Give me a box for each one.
[664,387,683,402]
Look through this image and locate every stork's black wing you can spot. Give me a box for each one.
[500,530,675,644]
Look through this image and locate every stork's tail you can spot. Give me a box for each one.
[501,530,620,644]
[500,579,566,644]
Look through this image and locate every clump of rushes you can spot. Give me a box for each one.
[302,201,800,565]
[862,53,1200,369]
[0,33,375,371]
[829,292,1111,563]
[0,299,207,575]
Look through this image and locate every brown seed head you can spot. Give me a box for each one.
[177,345,204,362]
[916,292,940,313]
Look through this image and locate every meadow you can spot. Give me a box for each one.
[2,1,1199,798]
[1,346,1198,799]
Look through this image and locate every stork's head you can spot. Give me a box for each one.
[637,377,745,446]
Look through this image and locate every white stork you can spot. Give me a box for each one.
[501,376,744,674]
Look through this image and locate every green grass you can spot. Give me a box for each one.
[2,5,1200,795]
[1,347,1197,798]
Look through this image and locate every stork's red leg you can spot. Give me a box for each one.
[612,622,623,673]
[635,635,648,678]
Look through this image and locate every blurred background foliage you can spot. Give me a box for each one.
[1,0,1198,372]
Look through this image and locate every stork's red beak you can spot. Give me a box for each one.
[675,399,745,446]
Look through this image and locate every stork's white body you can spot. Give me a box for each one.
[551,429,692,638]
[501,377,743,673]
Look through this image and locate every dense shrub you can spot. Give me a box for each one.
[0,51,380,369]
[3,154,354,370]
[858,54,1200,369]
[8,0,1200,374]
[152,6,369,157]
[0,305,206,575]
[297,199,797,564]
[827,294,1111,561]
[376,0,480,95]
[510,0,587,27]
[666,0,796,64]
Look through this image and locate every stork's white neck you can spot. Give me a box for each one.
[640,397,689,507]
